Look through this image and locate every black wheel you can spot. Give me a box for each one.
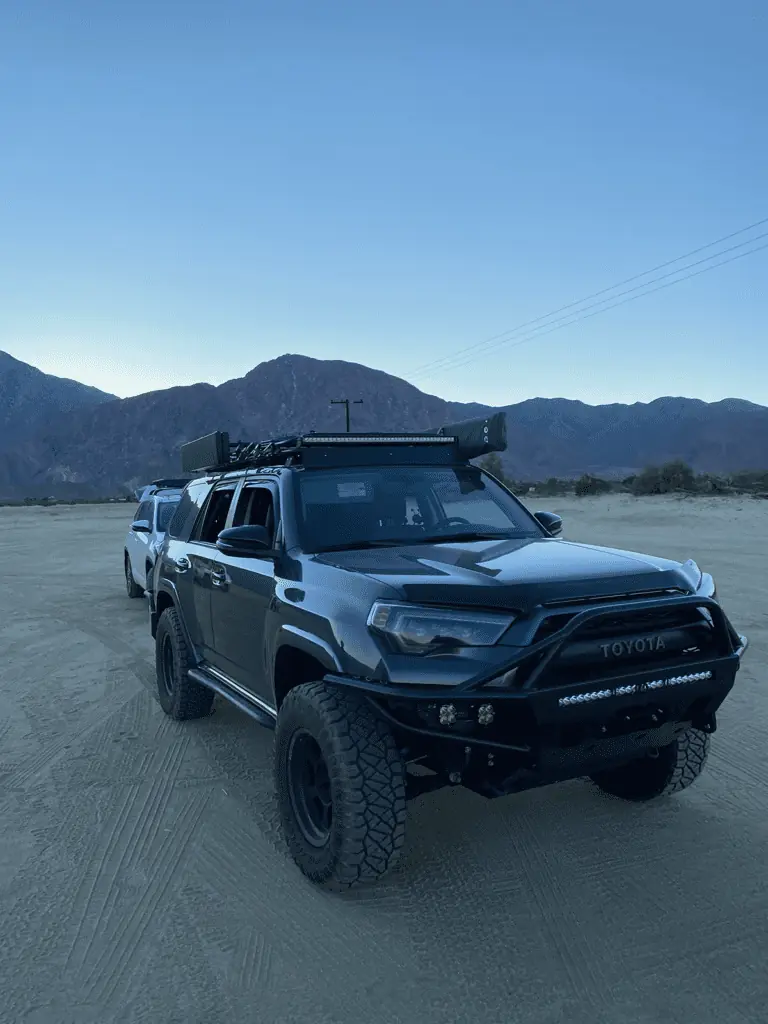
[125,555,144,598]
[590,727,710,801]
[154,607,214,720]
[275,682,407,889]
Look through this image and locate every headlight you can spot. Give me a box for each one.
[367,601,515,655]
[697,572,717,600]
[682,558,702,590]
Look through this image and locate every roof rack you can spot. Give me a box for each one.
[151,477,191,489]
[179,412,507,474]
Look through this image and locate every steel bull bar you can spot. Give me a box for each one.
[323,594,749,755]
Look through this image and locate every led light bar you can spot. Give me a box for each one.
[558,671,713,708]
[302,434,456,445]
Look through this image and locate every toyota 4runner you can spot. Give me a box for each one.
[148,415,749,889]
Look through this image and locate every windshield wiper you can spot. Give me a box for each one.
[419,531,518,544]
[314,531,519,554]
[314,539,420,553]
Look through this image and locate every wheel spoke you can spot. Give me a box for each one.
[287,730,334,847]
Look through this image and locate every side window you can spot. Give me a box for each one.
[232,485,276,542]
[191,485,237,544]
[167,483,211,541]
[134,501,152,523]
[156,498,180,533]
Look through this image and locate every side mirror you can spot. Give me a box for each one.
[216,524,276,558]
[131,520,151,533]
[534,510,563,537]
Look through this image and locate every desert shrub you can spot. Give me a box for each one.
[729,470,768,493]
[535,477,571,497]
[478,452,507,482]
[631,460,696,495]
[574,474,611,497]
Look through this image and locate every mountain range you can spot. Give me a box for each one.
[1,349,767,499]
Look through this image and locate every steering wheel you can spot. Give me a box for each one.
[434,516,472,530]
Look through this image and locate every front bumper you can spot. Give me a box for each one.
[323,595,748,765]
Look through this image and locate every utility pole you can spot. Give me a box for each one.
[330,398,363,432]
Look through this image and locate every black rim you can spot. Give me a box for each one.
[160,634,175,697]
[287,730,333,847]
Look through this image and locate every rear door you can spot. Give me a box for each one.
[184,482,239,657]
[161,481,210,646]
[208,481,279,705]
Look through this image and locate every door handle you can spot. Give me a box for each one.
[210,568,228,587]
[174,556,191,572]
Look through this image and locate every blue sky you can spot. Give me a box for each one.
[0,0,765,407]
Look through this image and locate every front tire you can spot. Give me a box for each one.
[275,682,407,889]
[590,727,710,801]
[125,555,144,598]
[154,607,214,720]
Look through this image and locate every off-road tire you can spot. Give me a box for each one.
[125,555,144,598]
[155,607,214,720]
[590,727,710,801]
[275,682,407,889]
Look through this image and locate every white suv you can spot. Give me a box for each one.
[124,489,183,598]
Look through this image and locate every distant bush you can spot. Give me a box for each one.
[534,477,571,497]
[729,470,768,493]
[478,452,507,482]
[574,474,611,497]
[631,460,696,496]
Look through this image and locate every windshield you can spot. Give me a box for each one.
[295,465,541,552]
[156,497,181,533]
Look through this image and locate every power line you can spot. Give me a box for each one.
[409,214,768,380]
[409,229,768,381]
[330,397,363,432]
[411,239,768,379]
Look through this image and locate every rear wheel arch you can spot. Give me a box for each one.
[151,587,179,639]
[155,588,175,619]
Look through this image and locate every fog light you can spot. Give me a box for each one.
[478,703,495,726]
[439,704,457,725]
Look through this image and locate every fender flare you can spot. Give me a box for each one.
[273,624,343,674]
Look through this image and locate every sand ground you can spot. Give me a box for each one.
[0,494,766,1024]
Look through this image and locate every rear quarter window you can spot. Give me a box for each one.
[167,482,212,540]
[156,498,181,533]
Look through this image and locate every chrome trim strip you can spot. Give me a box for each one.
[280,624,343,671]
[205,665,277,716]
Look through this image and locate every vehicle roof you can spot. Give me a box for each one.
[187,453,481,488]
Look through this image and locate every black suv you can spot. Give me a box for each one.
[149,416,749,889]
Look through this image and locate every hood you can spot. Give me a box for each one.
[314,537,697,613]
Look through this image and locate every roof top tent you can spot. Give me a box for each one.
[178,412,507,476]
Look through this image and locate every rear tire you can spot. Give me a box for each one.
[155,607,214,720]
[590,727,710,801]
[125,555,144,598]
[275,682,407,889]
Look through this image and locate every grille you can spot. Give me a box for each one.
[525,600,717,689]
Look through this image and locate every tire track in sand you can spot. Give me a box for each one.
[82,788,210,1007]
[63,729,192,976]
